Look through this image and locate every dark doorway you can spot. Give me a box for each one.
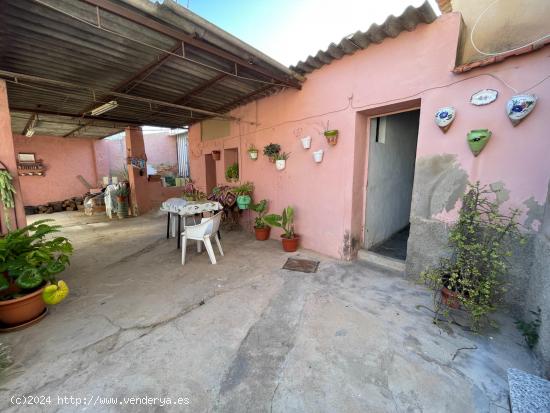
[205,154,217,194]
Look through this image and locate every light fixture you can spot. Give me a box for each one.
[25,114,37,137]
[90,100,118,116]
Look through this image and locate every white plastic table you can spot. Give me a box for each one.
[160,198,222,249]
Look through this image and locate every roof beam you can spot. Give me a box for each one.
[10,107,180,129]
[0,70,233,119]
[214,85,275,113]
[82,0,301,90]
[174,73,228,106]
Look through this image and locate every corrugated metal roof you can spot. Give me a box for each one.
[0,0,302,138]
[290,1,437,76]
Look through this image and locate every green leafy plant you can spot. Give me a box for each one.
[420,182,524,331]
[264,206,295,239]
[515,308,541,349]
[251,199,269,228]
[225,163,239,181]
[0,170,16,231]
[233,181,254,196]
[247,144,258,153]
[274,152,290,161]
[0,220,73,300]
[263,143,281,159]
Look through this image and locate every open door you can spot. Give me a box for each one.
[364,110,420,260]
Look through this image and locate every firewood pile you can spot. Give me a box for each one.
[34,196,84,214]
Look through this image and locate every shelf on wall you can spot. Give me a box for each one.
[17,161,46,176]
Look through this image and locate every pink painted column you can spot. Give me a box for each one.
[124,126,151,215]
[0,80,26,233]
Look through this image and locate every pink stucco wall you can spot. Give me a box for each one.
[14,130,178,206]
[188,12,550,259]
[14,135,99,206]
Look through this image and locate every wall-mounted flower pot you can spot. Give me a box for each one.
[237,195,251,209]
[467,129,492,157]
[212,151,221,161]
[434,106,456,132]
[313,149,324,163]
[324,130,338,146]
[254,226,271,241]
[506,94,537,126]
[281,235,299,252]
[275,159,286,170]
[441,287,460,309]
[301,136,312,149]
[248,150,258,160]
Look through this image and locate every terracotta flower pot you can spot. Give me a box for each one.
[281,235,299,252]
[324,130,338,146]
[212,151,221,161]
[441,287,460,309]
[0,286,47,325]
[255,226,270,241]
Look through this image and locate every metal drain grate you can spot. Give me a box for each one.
[282,258,320,273]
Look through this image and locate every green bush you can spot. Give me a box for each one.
[421,182,524,330]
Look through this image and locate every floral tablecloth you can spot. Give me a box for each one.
[160,198,222,215]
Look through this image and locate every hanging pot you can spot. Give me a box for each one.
[212,150,221,161]
[237,195,251,209]
[248,150,258,160]
[313,149,324,163]
[275,159,286,170]
[301,136,312,149]
[506,94,537,126]
[324,130,338,146]
[434,106,456,132]
[467,129,492,157]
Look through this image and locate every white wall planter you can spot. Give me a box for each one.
[275,159,286,170]
[248,150,258,160]
[313,149,324,163]
[301,136,312,149]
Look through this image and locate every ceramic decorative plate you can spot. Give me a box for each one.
[470,89,498,106]
[506,94,537,126]
[434,106,456,132]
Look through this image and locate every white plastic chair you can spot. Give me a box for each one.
[181,211,224,265]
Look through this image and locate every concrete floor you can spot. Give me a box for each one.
[0,211,541,412]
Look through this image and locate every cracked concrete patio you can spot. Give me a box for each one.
[0,211,542,412]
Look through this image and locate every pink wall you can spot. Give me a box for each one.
[15,130,179,206]
[188,12,550,259]
[143,132,177,166]
[14,135,99,206]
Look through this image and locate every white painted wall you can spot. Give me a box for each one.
[364,110,419,249]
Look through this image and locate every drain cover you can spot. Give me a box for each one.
[283,258,319,273]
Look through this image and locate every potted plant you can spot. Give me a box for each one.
[274,152,290,171]
[0,170,16,231]
[234,181,254,210]
[420,182,524,331]
[263,143,281,163]
[225,162,239,183]
[324,129,339,146]
[212,150,221,161]
[0,220,73,326]
[247,144,259,160]
[251,199,270,240]
[264,206,299,252]
[114,185,130,219]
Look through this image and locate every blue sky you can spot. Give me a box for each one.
[177,0,440,66]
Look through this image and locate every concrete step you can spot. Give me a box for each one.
[357,249,406,273]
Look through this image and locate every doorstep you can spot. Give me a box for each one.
[357,249,406,273]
